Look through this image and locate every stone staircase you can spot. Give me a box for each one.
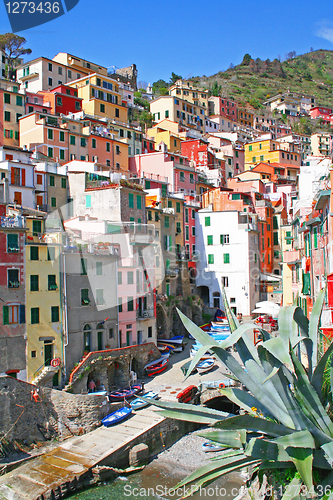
[31,365,59,387]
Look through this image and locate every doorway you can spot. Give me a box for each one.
[97,331,103,351]
[44,342,53,366]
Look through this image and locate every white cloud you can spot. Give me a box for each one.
[316,21,333,44]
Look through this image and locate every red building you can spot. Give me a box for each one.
[208,96,238,121]
[310,106,332,124]
[0,204,27,379]
[38,85,83,115]
[181,138,218,171]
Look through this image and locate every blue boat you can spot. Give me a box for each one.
[202,441,225,452]
[196,359,215,374]
[130,391,158,410]
[102,406,132,427]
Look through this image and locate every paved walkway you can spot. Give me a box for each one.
[0,408,164,500]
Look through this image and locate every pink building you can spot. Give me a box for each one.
[208,96,238,121]
[129,151,197,196]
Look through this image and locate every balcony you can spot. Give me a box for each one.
[283,249,300,263]
[20,71,39,81]
[137,309,154,320]
[0,215,25,228]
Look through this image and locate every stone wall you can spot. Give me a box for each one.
[0,376,114,445]
[68,342,161,394]
[156,296,204,339]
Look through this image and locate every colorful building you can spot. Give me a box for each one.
[0,204,27,380]
[244,139,301,169]
[0,84,25,148]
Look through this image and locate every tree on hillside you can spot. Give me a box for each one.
[170,72,182,84]
[0,33,32,80]
[211,81,221,97]
[152,78,169,95]
[241,53,252,66]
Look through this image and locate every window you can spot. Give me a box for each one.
[58,130,65,142]
[75,101,80,110]
[51,197,56,208]
[192,209,195,219]
[60,149,65,160]
[118,271,122,285]
[118,297,122,313]
[81,289,90,305]
[4,93,10,104]
[252,157,256,163]
[116,145,120,155]
[129,193,134,208]
[180,171,185,182]
[80,137,86,147]
[137,195,142,209]
[185,226,189,240]
[51,306,59,323]
[205,217,210,226]
[222,276,229,287]
[86,194,91,208]
[81,258,87,275]
[176,202,181,213]
[30,246,39,260]
[30,275,39,291]
[96,289,104,305]
[128,297,134,312]
[115,108,119,118]
[61,178,66,189]
[48,78,53,86]
[127,271,134,284]
[220,234,229,244]
[70,135,76,146]
[48,147,53,158]
[273,232,279,246]
[8,269,19,288]
[31,307,40,324]
[313,227,318,249]
[208,254,214,264]
[176,222,181,233]
[100,103,105,113]
[223,253,230,264]
[192,226,195,236]
[16,95,23,106]
[4,111,10,121]
[49,175,55,187]
[207,235,213,245]
[109,328,114,339]
[106,142,110,152]
[148,326,153,338]
[7,234,19,252]
[96,262,102,275]
[31,351,36,358]
[48,275,57,290]
[164,216,169,228]
[47,247,55,261]
[48,63,53,71]
[249,145,252,152]
[57,97,62,107]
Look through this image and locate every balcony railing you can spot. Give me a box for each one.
[137,309,154,319]
[0,216,25,228]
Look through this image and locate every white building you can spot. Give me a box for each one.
[0,147,35,208]
[195,209,260,316]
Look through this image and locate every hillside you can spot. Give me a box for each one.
[195,50,333,110]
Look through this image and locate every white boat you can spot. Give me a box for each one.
[130,391,158,410]
[190,348,215,360]
[144,356,166,369]
[196,359,215,374]
[202,441,225,452]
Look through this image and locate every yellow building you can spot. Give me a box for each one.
[310,133,333,156]
[0,82,25,148]
[169,79,209,110]
[244,139,301,170]
[150,96,206,134]
[147,124,182,152]
[52,52,108,77]
[25,213,63,385]
[68,74,127,123]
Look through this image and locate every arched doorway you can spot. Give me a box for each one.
[212,291,220,309]
[96,322,104,351]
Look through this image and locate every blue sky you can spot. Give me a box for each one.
[1,0,333,86]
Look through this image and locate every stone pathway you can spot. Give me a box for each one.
[0,408,164,500]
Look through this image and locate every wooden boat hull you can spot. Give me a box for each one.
[102,407,132,427]
[130,391,158,410]
[146,359,168,376]
[196,359,215,374]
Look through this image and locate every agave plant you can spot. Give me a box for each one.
[148,289,333,499]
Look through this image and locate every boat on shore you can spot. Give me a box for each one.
[146,358,168,376]
[108,385,141,402]
[177,385,198,403]
[196,359,215,374]
[190,348,215,360]
[202,441,225,452]
[102,406,132,427]
[130,391,158,410]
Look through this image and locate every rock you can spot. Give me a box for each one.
[129,443,149,466]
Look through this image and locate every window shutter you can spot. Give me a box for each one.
[21,169,26,186]
[3,306,9,325]
[11,167,15,185]
[19,305,25,324]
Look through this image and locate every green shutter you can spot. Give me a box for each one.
[129,193,134,208]
[3,306,9,325]
[205,217,210,226]
[302,272,311,295]
[136,195,142,209]
[224,253,230,264]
